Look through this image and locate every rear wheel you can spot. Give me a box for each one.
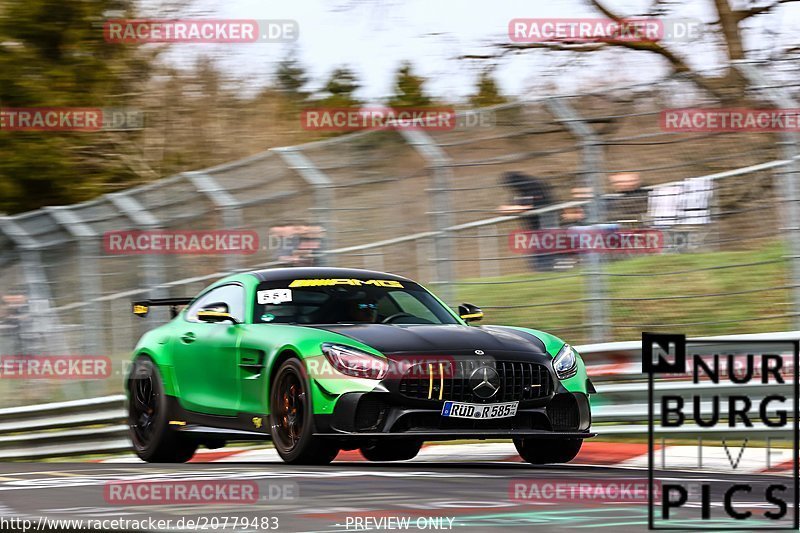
[514,438,583,464]
[269,358,340,465]
[128,356,197,463]
[360,439,423,461]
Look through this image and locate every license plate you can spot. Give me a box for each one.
[441,401,518,420]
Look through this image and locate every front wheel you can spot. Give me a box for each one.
[514,438,583,464]
[360,439,423,461]
[128,356,197,463]
[269,358,340,465]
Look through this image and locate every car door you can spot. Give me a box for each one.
[171,283,246,416]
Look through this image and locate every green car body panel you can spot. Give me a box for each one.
[127,267,593,448]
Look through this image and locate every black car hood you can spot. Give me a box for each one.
[311,324,548,356]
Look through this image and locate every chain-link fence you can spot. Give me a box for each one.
[1,60,799,405]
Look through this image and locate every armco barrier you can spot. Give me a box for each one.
[0,395,128,460]
[0,331,797,460]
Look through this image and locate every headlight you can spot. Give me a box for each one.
[553,343,578,380]
[321,343,388,380]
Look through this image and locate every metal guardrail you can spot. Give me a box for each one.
[11,148,797,362]
[0,395,128,460]
[0,331,797,460]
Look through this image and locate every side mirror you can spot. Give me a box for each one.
[197,302,239,324]
[458,303,484,323]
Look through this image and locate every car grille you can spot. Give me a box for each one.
[547,394,581,430]
[397,359,551,403]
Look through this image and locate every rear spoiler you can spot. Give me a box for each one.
[132,298,193,319]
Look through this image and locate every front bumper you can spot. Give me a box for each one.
[316,390,593,440]
[315,430,594,441]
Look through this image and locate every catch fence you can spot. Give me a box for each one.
[1,60,799,405]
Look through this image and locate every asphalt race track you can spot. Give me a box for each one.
[0,459,791,532]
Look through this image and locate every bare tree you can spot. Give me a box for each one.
[471,0,800,101]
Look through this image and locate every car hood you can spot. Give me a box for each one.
[309,323,550,356]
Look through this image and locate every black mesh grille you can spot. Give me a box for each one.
[354,397,386,431]
[398,360,551,402]
[547,394,580,430]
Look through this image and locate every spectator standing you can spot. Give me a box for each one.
[498,171,558,271]
[269,224,325,267]
[606,172,649,225]
[0,289,28,355]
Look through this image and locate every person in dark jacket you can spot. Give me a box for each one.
[498,171,558,271]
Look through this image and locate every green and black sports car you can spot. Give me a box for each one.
[126,267,595,465]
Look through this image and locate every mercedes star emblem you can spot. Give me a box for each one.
[470,366,501,399]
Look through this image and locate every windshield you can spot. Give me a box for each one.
[253,278,459,325]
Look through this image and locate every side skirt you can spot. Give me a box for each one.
[165,395,272,441]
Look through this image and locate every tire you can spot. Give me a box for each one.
[269,358,340,465]
[513,438,583,464]
[128,356,197,463]
[360,439,423,462]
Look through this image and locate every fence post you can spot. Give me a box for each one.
[182,172,245,273]
[736,61,800,329]
[0,217,64,355]
[106,192,165,299]
[546,97,610,343]
[399,130,455,305]
[274,147,334,267]
[46,207,103,356]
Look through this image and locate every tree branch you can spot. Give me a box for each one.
[501,42,608,53]
[714,0,747,61]
[582,0,696,73]
[460,42,606,60]
[588,0,625,21]
[734,0,800,22]
[582,0,743,97]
